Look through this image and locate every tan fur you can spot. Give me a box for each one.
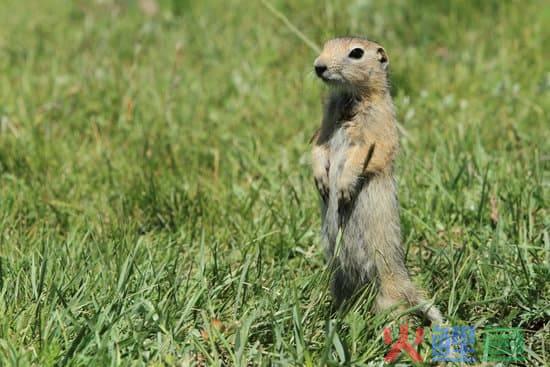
[311,37,442,323]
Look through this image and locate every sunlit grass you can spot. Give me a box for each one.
[0,0,548,365]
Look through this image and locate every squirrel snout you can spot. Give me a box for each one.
[315,65,327,78]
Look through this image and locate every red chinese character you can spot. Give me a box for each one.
[384,324,424,363]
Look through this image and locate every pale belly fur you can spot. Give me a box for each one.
[321,128,405,290]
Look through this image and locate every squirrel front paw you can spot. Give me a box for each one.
[336,173,359,203]
[337,186,353,227]
[314,173,329,204]
[336,173,361,227]
[312,146,330,204]
[337,183,355,205]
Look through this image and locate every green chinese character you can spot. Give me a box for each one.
[482,328,525,362]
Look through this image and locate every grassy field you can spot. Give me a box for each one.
[0,0,548,365]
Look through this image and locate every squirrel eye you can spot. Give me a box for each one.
[348,48,364,59]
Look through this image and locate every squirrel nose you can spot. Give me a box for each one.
[315,65,327,77]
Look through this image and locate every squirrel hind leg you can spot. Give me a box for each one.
[423,304,444,324]
[376,278,444,325]
[404,287,445,325]
[407,290,445,325]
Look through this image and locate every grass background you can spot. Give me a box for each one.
[0,0,548,365]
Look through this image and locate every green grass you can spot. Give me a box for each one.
[0,0,548,365]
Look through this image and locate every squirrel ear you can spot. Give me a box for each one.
[377,47,389,70]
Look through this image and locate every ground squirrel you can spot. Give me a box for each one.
[311,37,443,323]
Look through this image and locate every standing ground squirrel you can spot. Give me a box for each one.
[311,37,442,323]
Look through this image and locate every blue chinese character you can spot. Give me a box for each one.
[432,325,476,362]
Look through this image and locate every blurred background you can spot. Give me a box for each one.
[0,0,548,365]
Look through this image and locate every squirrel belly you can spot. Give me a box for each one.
[322,127,403,301]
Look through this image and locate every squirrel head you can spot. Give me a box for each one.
[314,37,389,94]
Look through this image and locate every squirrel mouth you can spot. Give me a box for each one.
[320,75,344,86]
